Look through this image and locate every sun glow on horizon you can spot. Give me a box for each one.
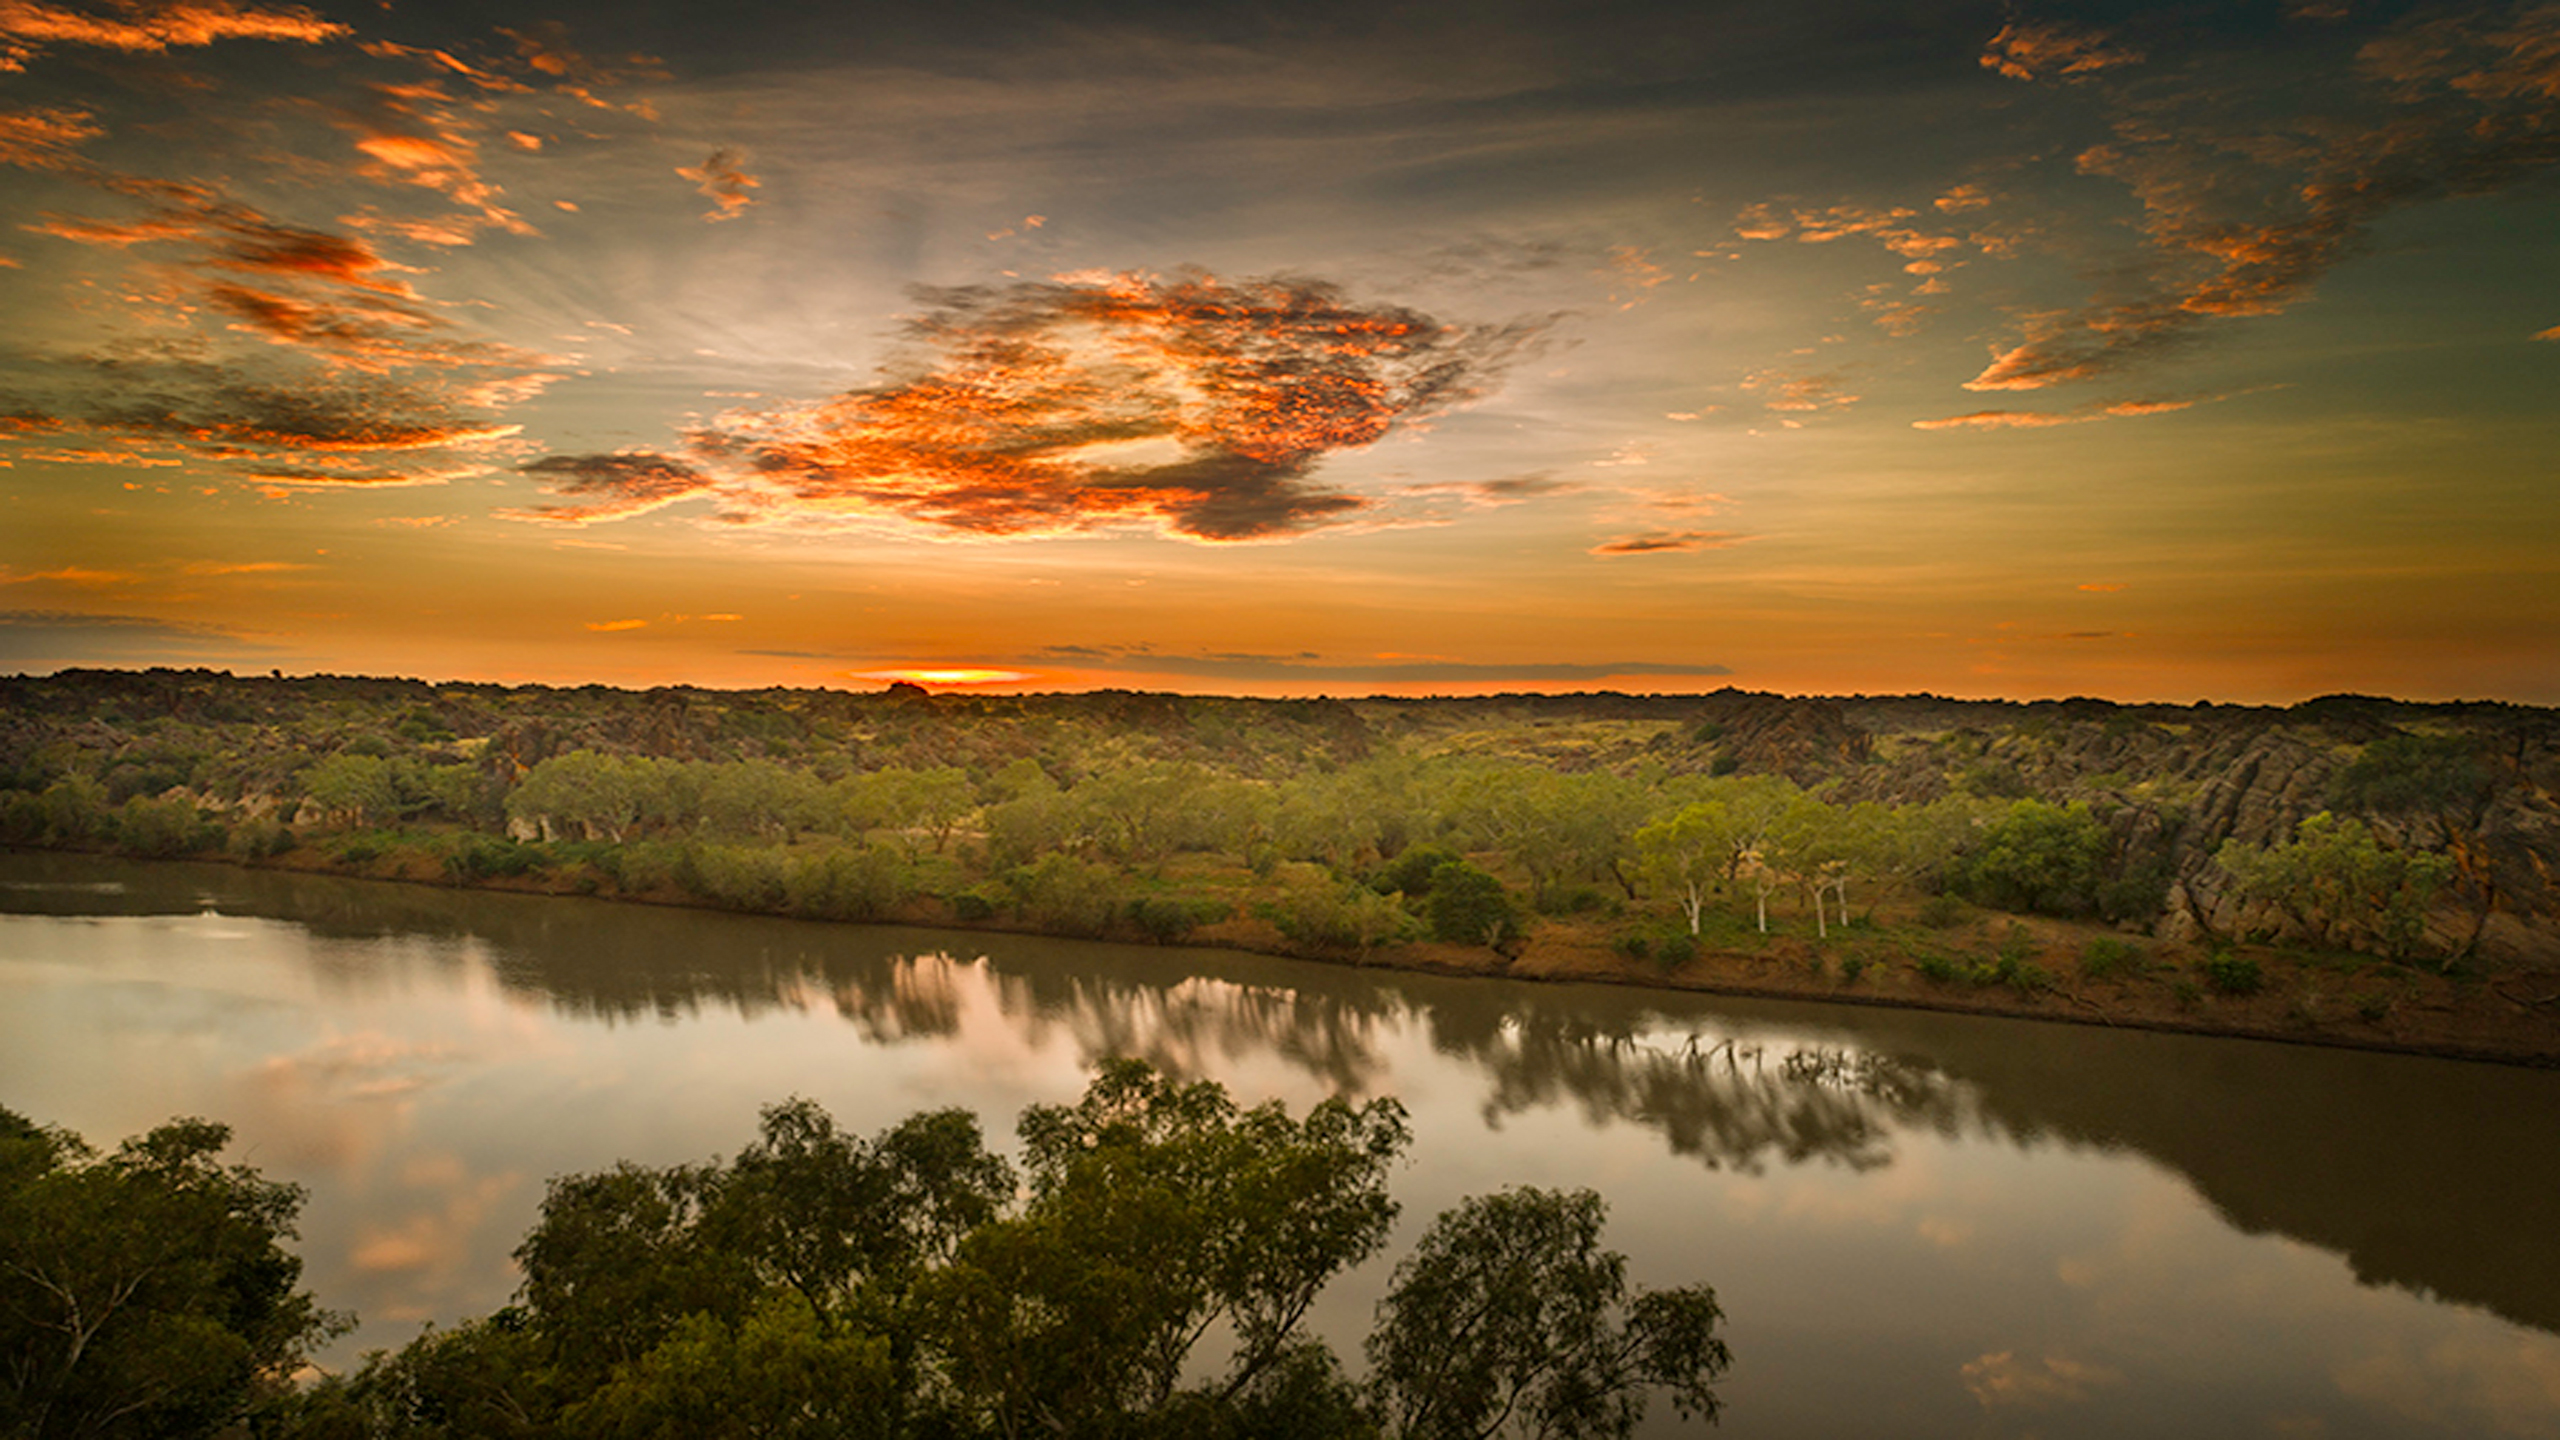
[854,667,1034,687]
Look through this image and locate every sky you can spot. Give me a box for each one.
[1,0,2555,703]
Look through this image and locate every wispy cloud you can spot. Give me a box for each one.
[1966,3,2560,391]
[0,607,277,666]
[1911,398,2193,430]
[509,271,1541,542]
[676,147,758,222]
[1979,21,2145,84]
[1025,644,1731,686]
[1589,530,1752,556]
[0,0,346,73]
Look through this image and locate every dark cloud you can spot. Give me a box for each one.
[0,608,278,669]
[15,357,522,459]
[6,196,553,476]
[1967,3,2560,391]
[511,270,1539,541]
[1404,472,1586,506]
[1979,20,2145,84]
[503,451,714,524]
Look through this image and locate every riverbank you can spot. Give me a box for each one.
[23,840,2556,1069]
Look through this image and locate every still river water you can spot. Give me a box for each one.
[3,850,2558,1437]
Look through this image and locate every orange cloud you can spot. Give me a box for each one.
[2536,324,2560,341]
[584,618,647,632]
[1590,530,1749,556]
[1968,4,2560,390]
[0,0,346,72]
[1742,368,1858,412]
[676,147,759,222]
[0,104,102,167]
[0,564,137,585]
[512,272,1536,542]
[179,559,311,574]
[1913,398,2194,429]
[1980,21,2145,84]
[1910,409,2086,430]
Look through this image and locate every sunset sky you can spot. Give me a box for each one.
[2,0,2555,702]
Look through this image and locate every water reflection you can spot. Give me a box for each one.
[5,850,2558,1345]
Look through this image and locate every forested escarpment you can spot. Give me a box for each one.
[3,670,2555,1058]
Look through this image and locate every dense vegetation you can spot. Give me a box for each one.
[1,670,2547,990]
[3,1066,1729,1439]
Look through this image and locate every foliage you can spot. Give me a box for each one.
[2216,811,2454,962]
[0,1107,341,1440]
[1367,1186,1729,1440]
[2201,949,2264,997]
[929,1060,1409,1432]
[2080,936,2145,980]
[1127,893,1235,944]
[263,1064,1724,1440]
[2328,732,2488,818]
[1948,800,2111,918]
[1272,879,1416,956]
[1423,860,1524,952]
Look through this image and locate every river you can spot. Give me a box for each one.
[3,851,2556,1436]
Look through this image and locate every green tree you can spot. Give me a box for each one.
[507,751,651,844]
[926,1061,1409,1433]
[0,1108,342,1440]
[1949,799,2110,917]
[1366,1187,1729,1440]
[301,753,400,828]
[1424,861,1524,953]
[2217,811,2455,962]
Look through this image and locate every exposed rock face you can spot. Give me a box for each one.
[1830,697,2560,968]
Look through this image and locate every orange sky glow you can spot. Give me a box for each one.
[2,0,2555,702]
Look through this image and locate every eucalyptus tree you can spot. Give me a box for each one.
[1367,1187,1729,1440]
[1,1109,341,1440]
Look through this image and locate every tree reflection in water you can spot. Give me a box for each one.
[9,851,2560,1339]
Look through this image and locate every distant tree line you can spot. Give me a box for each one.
[0,674,2502,967]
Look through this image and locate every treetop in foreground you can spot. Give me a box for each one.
[282,1061,1729,1438]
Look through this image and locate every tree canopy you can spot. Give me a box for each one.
[282,1064,1729,1439]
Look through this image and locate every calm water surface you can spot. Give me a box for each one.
[4,851,2558,1437]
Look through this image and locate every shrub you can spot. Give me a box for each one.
[1370,843,1462,898]
[447,833,543,881]
[2202,949,2264,996]
[1272,881,1413,955]
[1915,954,1961,984]
[114,795,211,857]
[1915,894,1966,929]
[1007,852,1122,937]
[225,817,295,861]
[788,843,913,922]
[1652,931,1699,970]
[950,887,1004,922]
[1839,955,1868,986]
[2080,936,2143,979]
[1127,894,1234,944]
[1423,860,1523,952]
[1949,800,2110,917]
